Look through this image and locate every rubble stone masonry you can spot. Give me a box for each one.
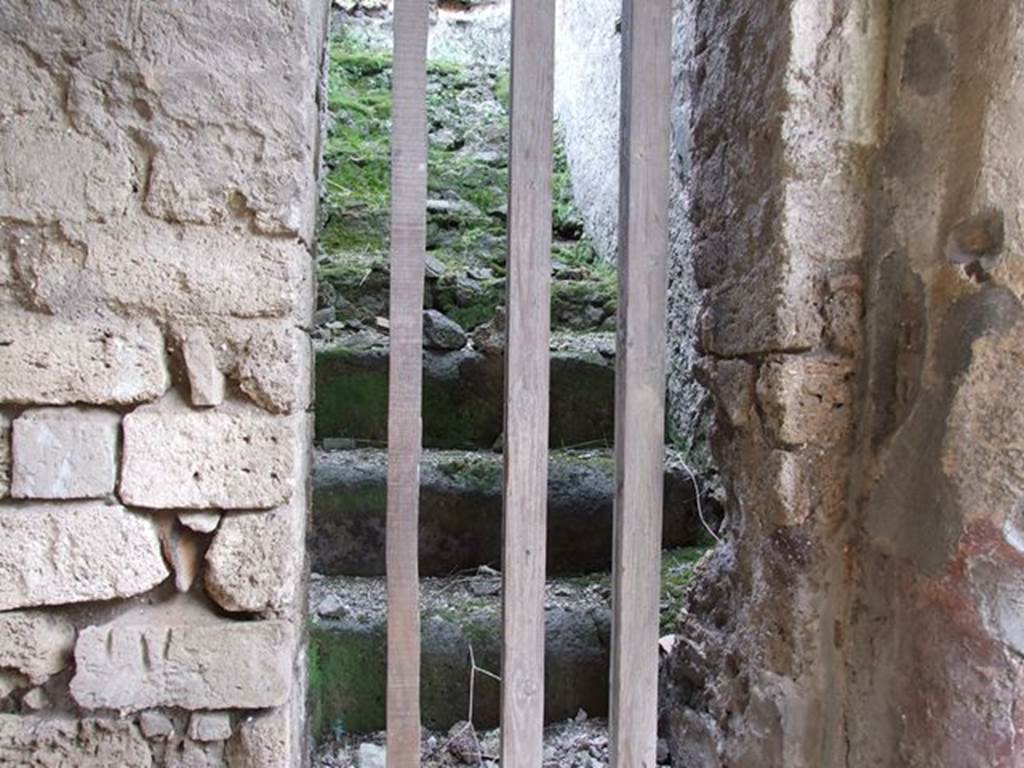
[0,1,327,765]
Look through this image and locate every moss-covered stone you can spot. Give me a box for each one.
[317,28,617,333]
[315,344,504,447]
[314,346,394,444]
[314,342,616,449]
[309,621,386,741]
[306,544,712,741]
[661,546,709,634]
[307,577,609,739]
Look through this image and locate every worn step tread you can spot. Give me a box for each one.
[310,446,715,577]
[314,331,617,449]
[308,548,705,740]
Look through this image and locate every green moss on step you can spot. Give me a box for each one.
[314,348,390,443]
[318,30,616,333]
[660,546,709,633]
[315,347,505,446]
[309,622,387,741]
[436,454,503,493]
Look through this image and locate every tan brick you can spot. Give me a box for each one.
[183,330,225,408]
[0,307,168,406]
[179,511,222,534]
[70,601,295,711]
[11,408,119,499]
[0,503,168,610]
[0,125,132,224]
[139,711,175,741]
[188,712,232,742]
[120,395,297,510]
[205,501,304,615]
[226,708,292,768]
[159,519,204,594]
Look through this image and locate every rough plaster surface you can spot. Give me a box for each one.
[666,0,876,765]
[668,0,1024,766]
[553,0,621,264]
[0,0,324,762]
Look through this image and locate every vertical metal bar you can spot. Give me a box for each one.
[609,0,672,765]
[501,0,556,764]
[386,0,428,765]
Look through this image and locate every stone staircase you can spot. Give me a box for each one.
[308,12,715,743]
[307,334,714,740]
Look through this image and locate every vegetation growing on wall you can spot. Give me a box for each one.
[317,30,616,333]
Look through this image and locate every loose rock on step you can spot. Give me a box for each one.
[423,309,468,351]
[358,742,386,768]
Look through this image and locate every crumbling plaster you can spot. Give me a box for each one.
[669,0,1024,766]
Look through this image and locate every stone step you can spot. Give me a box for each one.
[308,573,611,740]
[308,549,705,739]
[314,332,616,449]
[310,447,714,577]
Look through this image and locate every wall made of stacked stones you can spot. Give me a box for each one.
[0,1,327,765]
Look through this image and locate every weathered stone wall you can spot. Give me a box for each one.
[0,1,327,765]
[554,0,709,458]
[668,0,1023,765]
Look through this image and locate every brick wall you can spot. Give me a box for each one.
[0,1,327,765]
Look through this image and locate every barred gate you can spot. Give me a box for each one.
[385,1,671,765]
